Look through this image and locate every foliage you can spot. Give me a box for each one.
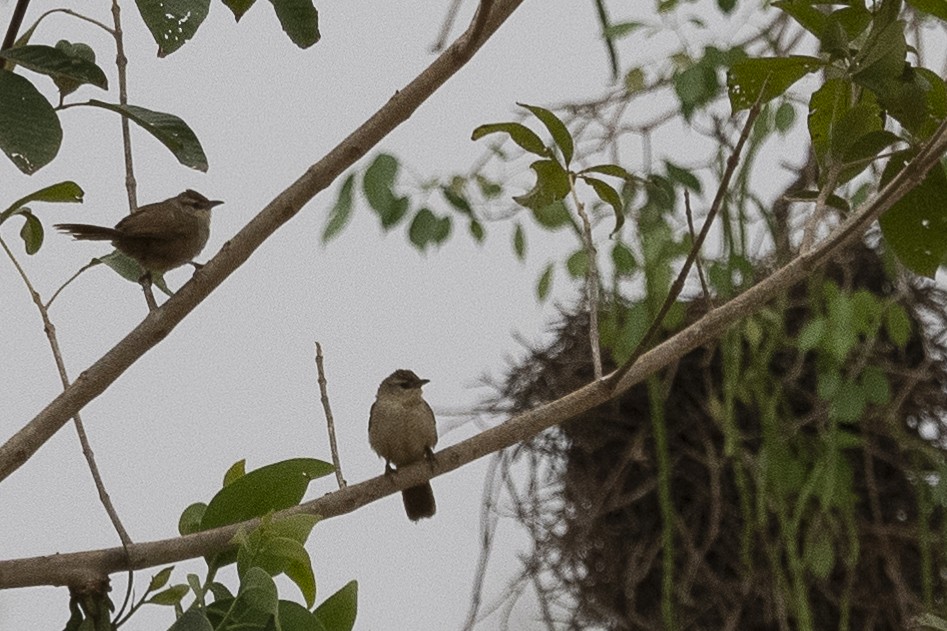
[63,457,359,631]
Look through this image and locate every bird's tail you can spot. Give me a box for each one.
[55,223,119,241]
[402,482,436,521]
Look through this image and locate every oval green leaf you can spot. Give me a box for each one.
[200,458,333,530]
[471,122,550,158]
[727,55,824,111]
[269,0,321,49]
[0,44,107,91]
[314,580,358,631]
[86,100,209,171]
[518,102,574,165]
[135,0,210,57]
[0,69,62,174]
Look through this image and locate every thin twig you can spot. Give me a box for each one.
[0,237,133,551]
[430,0,464,52]
[607,104,762,389]
[1,0,30,51]
[684,189,711,306]
[314,342,346,489]
[570,176,603,380]
[468,0,495,48]
[110,0,136,212]
[46,259,98,309]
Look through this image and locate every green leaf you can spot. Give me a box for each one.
[852,20,907,87]
[314,581,358,631]
[537,263,553,301]
[611,241,636,275]
[906,0,947,19]
[238,567,279,616]
[861,366,891,405]
[579,163,635,180]
[18,210,43,254]
[471,122,550,158]
[268,0,320,49]
[474,174,502,199]
[96,250,171,296]
[0,69,62,174]
[512,223,526,261]
[469,219,485,243]
[518,102,574,165]
[148,567,174,592]
[884,304,912,348]
[774,101,795,134]
[566,250,588,278]
[363,154,409,229]
[178,502,207,536]
[409,208,451,251]
[727,55,823,111]
[808,78,851,167]
[664,161,701,192]
[512,160,570,211]
[624,67,645,94]
[674,59,719,118]
[0,181,84,224]
[322,174,355,243]
[135,0,210,57]
[223,459,247,487]
[880,156,947,277]
[148,584,190,606]
[201,458,333,530]
[531,200,572,230]
[0,43,107,92]
[278,539,316,606]
[280,600,327,631]
[772,0,827,38]
[830,379,866,423]
[603,21,644,39]
[85,100,208,171]
[223,0,258,20]
[581,176,624,235]
[797,317,825,351]
[441,187,473,215]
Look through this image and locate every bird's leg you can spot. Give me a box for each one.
[424,446,437,469]
[189,260,204,271]
[137,271,158,311]
[384,460,395,476]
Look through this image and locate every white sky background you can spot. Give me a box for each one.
[0,0,802,629]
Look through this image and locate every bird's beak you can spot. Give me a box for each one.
[418,378,431,386]
[208,200,224,208]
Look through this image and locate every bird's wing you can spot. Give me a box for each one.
[115,210,190,240]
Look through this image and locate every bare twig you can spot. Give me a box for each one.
[0,237,133,550]
[430,0,464,52]
[314,342,346,489]
[684,189,711,305]
[570,175,603,380]
[110,0,136,212]
[45,260,98,309]
[1,0,30,51]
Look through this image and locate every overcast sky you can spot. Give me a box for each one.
[0,1,629,629]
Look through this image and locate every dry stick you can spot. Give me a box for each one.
[0,0,523,485]
[570,175,603,380]
[3,21,947,592]
[684,189,711,304]
[0,238,133,552]
[314,342,346,489]
[607,104,761,390]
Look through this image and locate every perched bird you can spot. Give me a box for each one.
[55,189,223,282]
[369,369,438,521]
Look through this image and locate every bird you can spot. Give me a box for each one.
[369,369,438,521]
[55,189,223,283]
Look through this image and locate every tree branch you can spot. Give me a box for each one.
[0,0,527,484]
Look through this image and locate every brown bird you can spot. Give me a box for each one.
[369,369,438,521]
[55,189,223,282]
